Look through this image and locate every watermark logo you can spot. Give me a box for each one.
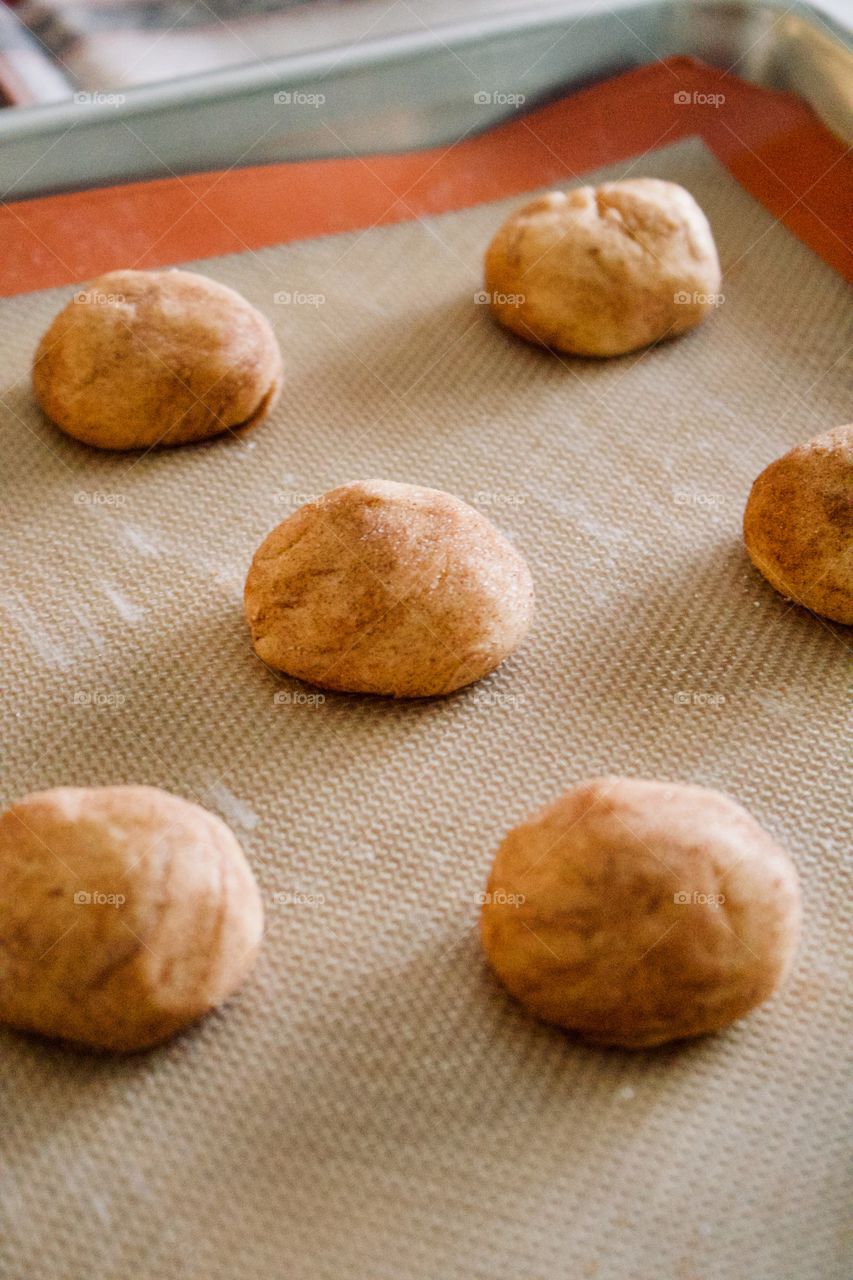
[674,890,725,909]
[673,90,725,108]
[273,690,326,707]
[74,890,126,908]
[471,691,526,710]
[673,691,727,708]
[74,290,126,306]
[73,491,128,508]
[273,90,325,107]
[673,489,726,508]
[271,890,326,907]
[674,290,725,306]
[71,689,126,708]
[474,91,526,107]
[273,290,325,308]
[73,91,126,107]
[477,890,526,906]
[474,290,525,306]
[272,490,325,508]
[473,490,525,508]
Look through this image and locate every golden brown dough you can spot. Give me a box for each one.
[743,424,853,625]
[32,268,283,448]
[480,777,801,1048]
[484,179,721,357]
[244,480,534,697]
[0,786,264,1051]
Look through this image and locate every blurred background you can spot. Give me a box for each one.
[0,1,848,200]
[0,1,596,103]
[1,0,849,106]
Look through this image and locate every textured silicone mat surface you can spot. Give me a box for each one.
[1,138,850,1280]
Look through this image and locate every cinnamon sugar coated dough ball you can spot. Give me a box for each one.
[0,787,264,1051]
[485,179,722,357]
[33,268,283,448]
[244,480,534,697]
[743,424,853,625]
[481,777,801,1048]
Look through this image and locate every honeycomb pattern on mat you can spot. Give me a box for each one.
[0,140,850,1280]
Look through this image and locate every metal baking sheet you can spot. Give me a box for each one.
[0,0,850,199]
[0,17,850,1280]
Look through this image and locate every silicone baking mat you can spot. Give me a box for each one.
[1,60,851,1280]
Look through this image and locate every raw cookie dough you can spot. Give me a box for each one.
[0,786,264,1051]
[480,777,801,1048]
[743,423,853,624]
[484,179,722,357]
[33,268,283,448]
[244,479,534,697]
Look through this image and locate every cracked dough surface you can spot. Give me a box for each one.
[243,479,535,697]
[32,268,283,449]
[744,423,853,625]
[0,786,264,1051]
[481,776,802,1047]
[485,179,722,356]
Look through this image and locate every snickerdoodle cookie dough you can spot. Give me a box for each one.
[744,424,853,625]
[33,268,283,448]
[481,777,801,1048]
[244,480,534,697]
[484,179,721,357]
[0,786,264,1051]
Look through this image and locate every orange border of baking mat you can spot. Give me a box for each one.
[1,56,851,296]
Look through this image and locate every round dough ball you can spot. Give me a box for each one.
[481,777,801,1048]
[484,179,722,357]
[33,268,283,448]
[244,479,534,697]
[743,424,853,625]
[0,786,264,1051]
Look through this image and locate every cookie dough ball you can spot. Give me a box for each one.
[481,777,801,1047]
[743,424,853,624]
[484,180,721,357]
[0,786,264,1051]
[33,268,283,448]
[244,480,534,697]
